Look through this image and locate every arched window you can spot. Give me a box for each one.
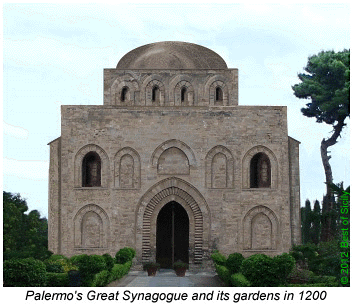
[215,87,223,104]
[250,153,271,188]
[121,87,128,102]
[82,152,101,187]
[181,87,187,105]
[152,86,160,104]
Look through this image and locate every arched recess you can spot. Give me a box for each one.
[204,75,229,106]
[135,177,211,264]
[114,147,141,189]
[151,139,197,171]
[206,145,234,188]
[110,74,140,106]
[74,204,110,249]
[82,151,101,187]
[143,76,166,106]
[242,145,278,189]
[169,74,196,106]
[243,205,279,250]
[158,147,190,175]
[174,80,195,106]
[74,144,109,188]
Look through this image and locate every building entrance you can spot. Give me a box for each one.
[156,201,189,268]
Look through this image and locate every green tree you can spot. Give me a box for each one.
[292,49,350,242]
[329,182,350,238]
[3,191,52,261]
[3,192,28,257]
[301,199,312,244]
[310,200,321,245]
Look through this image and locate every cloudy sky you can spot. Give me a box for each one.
[3,3,350,218]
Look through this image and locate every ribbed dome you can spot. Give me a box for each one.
[116,41,228,70]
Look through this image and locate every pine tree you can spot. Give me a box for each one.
[292,49,350,242]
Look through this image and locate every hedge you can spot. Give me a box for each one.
[211,251,227,266]
[45,260,64,273]
[309,275,339,287]
[215,264,231,285]
[102,253,115,271]
[287,283,336,287]
[4,258,47,287]
[71,254,107,286]
[240,253,295,287]
[226,253,244,274]
[241,254,276,286]
[108,261,132,284]
[273,253,295,285]
[230,273,251,287]
[4,249,134,287]
[287,268,314,284]
[115,247,135,264]
[92,270,111,287]
[46,272,69,287]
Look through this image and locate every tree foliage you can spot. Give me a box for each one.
[310,200,321,245]
[3,191,52,261]
[292,49,350,124]
[292,49,350,242]
[301,199,312,244]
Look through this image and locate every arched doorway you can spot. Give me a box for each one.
[136,177,211,265]
[156,201,189,268]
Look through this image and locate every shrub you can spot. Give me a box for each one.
[211,251,227,266]
[230,273,251,287]
[287,267,314,284]
[4,258,47,287]
[59,259,78,273]
[309,275,339,287]
[71,254,106,286]
[126,247,136,259]
[70,254,87,266]
[273,253,295,285]
[102,253,115,271]
[287,283,331,287]
[45,260,64,273]
[46,272,69,287]
[226,253,244,274]
[92,270,110,287]
[215,264,231,285]
[241,254,277,286]
[290,244,318,267]
[311,240,341,277]
[115,247,135,264]
[108,261,132,283]
[47,254,68,261]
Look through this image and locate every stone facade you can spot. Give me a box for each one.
[48,41,301,269]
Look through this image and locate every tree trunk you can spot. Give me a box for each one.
[320,119,346,242]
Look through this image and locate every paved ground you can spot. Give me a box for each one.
[107,269,225,287]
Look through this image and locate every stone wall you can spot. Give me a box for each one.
[103,69,239,106]
[48,104,299,268]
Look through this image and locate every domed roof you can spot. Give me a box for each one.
[116,41,228,70]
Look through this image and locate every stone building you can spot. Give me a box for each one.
[48,41,301,269]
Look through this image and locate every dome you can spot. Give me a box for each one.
[116,41,228,70]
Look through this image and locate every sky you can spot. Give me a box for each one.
[2,3,351,218]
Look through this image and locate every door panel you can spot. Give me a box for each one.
[156,202,189,268]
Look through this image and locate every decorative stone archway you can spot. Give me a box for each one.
[242,145,278,189]
[73,204,110,249]
[135,177,211,265]
[243,205,279,250]
[74,144,109,188]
